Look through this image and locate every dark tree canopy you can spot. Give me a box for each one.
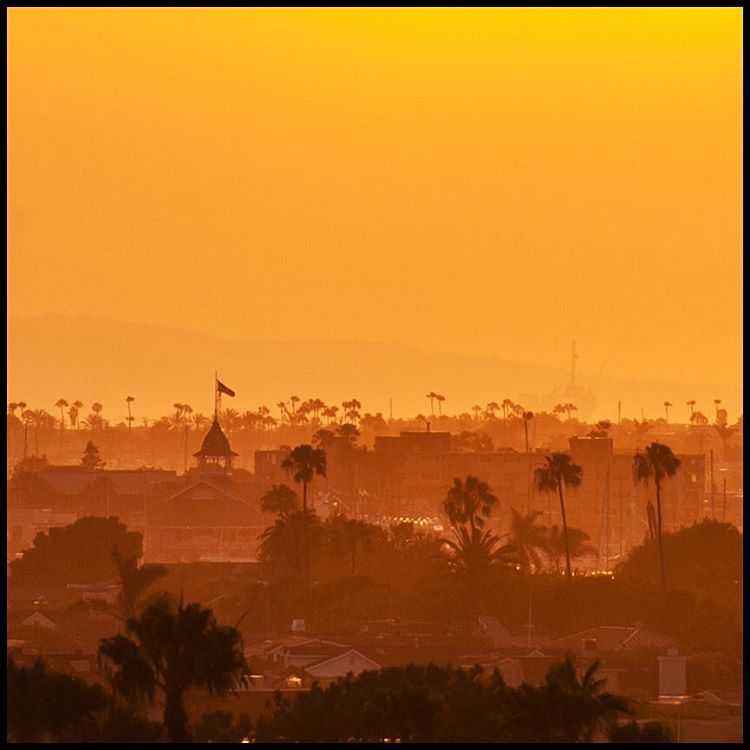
[614,519,742,604]
[10,516,142,586]
[254,656,630,743]
[8,656,109,742]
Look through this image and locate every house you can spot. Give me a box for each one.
[549,625,676,655]
[21,612,58,630]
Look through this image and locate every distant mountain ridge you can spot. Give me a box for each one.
[7,315,741,423]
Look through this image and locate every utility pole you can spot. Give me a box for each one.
[710,449,715,519]
[617,401,621,425]
[723,477,727,523]
[389,398,393,422]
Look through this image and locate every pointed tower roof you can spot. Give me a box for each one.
[194,419,239,458]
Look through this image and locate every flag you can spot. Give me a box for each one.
[217,380,236,397]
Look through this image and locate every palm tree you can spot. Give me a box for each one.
[436,394,445,416]
[691,411,709,426]
[552,404,566,420]
[545,525,596,574]
[8,402,19,417]
[192,412,209,432]
[633,442,681,591]
[328,516,380,576]
[125,396,135,430]
[342,399,362,424]
[485,402,500,420]
[98,594,246,742]
[443,475,499,535]
[112,548,167,621]
[564,403,578,421]
[509,509,550,575]
[471,404,483,422]
[337,423,360,445]
[534,453,583,580]
[439,524,516,584]
[501,399,514,422]
[281,444,327,512]
[540,654,631,742]
[686,400,696,421]
[258,508,323,580]
[55,399,68,430]
[523,411,534,453]
[70,400,84,429]
[426,392,438,416]
[713,399,722,420]
[322,405,339,425]
[260,484,299,518]
[663,401,672,423]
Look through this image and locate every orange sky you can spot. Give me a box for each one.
[8,8,743,393]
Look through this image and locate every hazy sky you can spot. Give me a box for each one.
[8,8,742,388]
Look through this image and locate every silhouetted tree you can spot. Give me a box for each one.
[281,444,327,512]
[260,484,299,518]
[633,442,682,591]
[55,398,69,430]
[509,509,550,575]
[10,516,142,586]
[534,453,583,580]
[81,440,105,469]
[328,516,381,576]
[258,508,323,580]
[98,594,246,742]
[443,475,499,535]
[8,656,108,742]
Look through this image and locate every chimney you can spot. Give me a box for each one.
[658,648,687,698]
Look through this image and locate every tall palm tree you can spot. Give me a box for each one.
[471,404,483,422]
[501,399,514,422]
[70,400,84,429]
[260,484,299,518]
[633,442,681,591]
[663,401,672,423]
[436,394,446,416]
[426,392,438,416]
[552,404,566,420]
[713,399,722,420]
[55,399,68,430]
[91,403,104,430]
[125,396,135,430]
[485,402,500,420]
[281,444,327,512]
[534,453,583,580]
[443,475,499,536]
[523,411,534,453]
[98,594,246,742]
[509,509,550,575]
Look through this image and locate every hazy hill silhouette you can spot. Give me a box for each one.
[8,315,740,423]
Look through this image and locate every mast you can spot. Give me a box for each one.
[214,371,219,421]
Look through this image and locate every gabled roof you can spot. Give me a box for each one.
[303,648,382,677]
[147,480,259,527]
[550,625,675,653]
[194,419,238,458]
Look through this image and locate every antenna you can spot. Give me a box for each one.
[570,341,578,388]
